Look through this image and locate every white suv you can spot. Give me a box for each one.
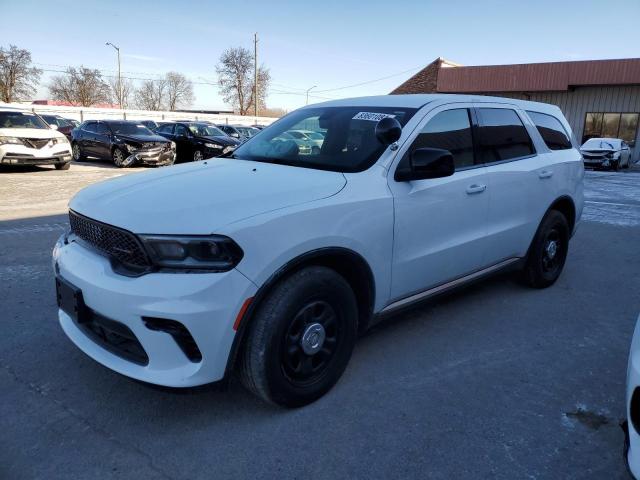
[53,95,584,407]
[0,108,72,169]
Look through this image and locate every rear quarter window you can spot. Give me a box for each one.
[526,111,572,150]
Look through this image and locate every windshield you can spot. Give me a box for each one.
[188,123,225,137]
[110,122,155,136]
[582,138,618,150]
[233,106,417,172]
[305,131,324,140]
[0,111,50,129]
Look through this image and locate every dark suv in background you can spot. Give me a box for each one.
[155,121,240,162]
[71,120,176,167]
[40,114,77,140]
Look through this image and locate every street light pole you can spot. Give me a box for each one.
[306,85,317,105]
[105,42,122,109]
[254,33,258,121]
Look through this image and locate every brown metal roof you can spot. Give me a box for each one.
[436,58,640,93]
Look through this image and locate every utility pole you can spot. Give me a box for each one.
[306,85,317,105]
[105,42,122,109]
[254,33,258,120]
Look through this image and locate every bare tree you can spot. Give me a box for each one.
[216,47,270,115]
[134,79,167,110]
[48,67,110,106]
[108,76,134,108]
[0,45,42,103]
[165,71,194,110]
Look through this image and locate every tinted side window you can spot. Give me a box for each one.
[477,108,534,162]
[158,124,174,134]
[175,124,188,136]
[83,122,97,133]
[96,123,110,134]
[410,109,475,169]
[526,111,572,150]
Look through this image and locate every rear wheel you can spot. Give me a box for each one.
[54,162,70,170]
[240,266,358,408]
[521,210,569,288]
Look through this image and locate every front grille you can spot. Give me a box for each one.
[24,138,51,149]
[69,210,150,271]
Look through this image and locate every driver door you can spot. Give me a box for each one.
[388,104,490,301]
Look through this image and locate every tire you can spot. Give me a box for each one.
[611,160,619,171]
[193,149,204,161]
[311,146,320,155]
[71,143,84,161]
[240,266,358,408]
[54,162,70,170]
[112,147,126,167]
[521,210,570,289]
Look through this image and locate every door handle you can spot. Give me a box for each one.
[466,184,486,195]
[538,170,553,179]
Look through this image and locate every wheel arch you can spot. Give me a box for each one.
[224,247,376,379]
[548,195,576,233]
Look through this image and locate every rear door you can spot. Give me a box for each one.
[388,104,490,300]
[475,105,561,264]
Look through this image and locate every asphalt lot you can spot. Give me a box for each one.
[1,161,639,479]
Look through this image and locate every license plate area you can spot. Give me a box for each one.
[56,276,88,323]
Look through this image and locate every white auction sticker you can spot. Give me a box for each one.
[352,112,396,122]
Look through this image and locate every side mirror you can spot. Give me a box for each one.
[375,117,402,145]
[49,124,58,130]
[395,148,455,181]
[231,132,240,138]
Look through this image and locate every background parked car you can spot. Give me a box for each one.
[216,124,248,141]
[274,131,312,155]
[234,125,260,139]
[288,129,323,154]
[40,114,76,140]
[139,120,159,131]
[0,107,72,170]
[71,120,175,167]
[155,121,240,162]
[580,137,632,170]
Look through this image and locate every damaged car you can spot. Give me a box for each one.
[580,137,632,171]
[154,121,240,162]
[71,120,176,168]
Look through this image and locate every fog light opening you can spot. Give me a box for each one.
[142,317,202,362]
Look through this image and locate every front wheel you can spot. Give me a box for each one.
[521,210,570,288]
[193,149,204,161]
[240,266,358,408]
[54,162,70,170]
[71,143,84,161]
[112,147,126,167]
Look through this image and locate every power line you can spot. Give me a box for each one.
[314,66,423,93]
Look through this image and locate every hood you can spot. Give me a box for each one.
[69,158,346,234]
[195,135,240,146]
[0,127,65,140]
[114,133,169,144]
[580,148,616,153]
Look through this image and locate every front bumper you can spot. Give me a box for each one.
[124,148,175,167]
[53,234,257,387]
[1,144,72,165]
[626,315,640,479]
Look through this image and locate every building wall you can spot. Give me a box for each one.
[496,85,640,162]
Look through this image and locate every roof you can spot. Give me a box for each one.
[309,94,563,115]
[392,57,640,94]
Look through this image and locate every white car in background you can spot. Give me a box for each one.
[53,94,583,407]
[288,129,324,154]
[625,315,640,479]
[0,107,72,170]
[580,137,632,170]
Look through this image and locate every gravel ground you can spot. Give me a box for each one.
[0,162,639,479]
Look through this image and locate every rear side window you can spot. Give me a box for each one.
[83,122,97,133]
[96,123,110,134]
[526,111,572,150]
[476,108,534,162]
[409,108,476,169]
[158,124,174,134]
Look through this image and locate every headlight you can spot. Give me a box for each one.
[138,235,243,271]
[54,136,69,144]
[124,144,136,153]
[0,136,24,145]
[170,141,176,150]
[223,146,235,154]
[204,143,223,149]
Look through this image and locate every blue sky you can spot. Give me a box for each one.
[3,0,639,111]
